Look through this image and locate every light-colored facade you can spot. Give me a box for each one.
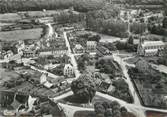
[86,41,97,52]
[73,44,84,54]
[38,48,67,57]
[137,37,165,56]
[63,64,74,78]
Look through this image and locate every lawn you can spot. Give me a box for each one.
[0,28,42,41]
[99,33,121,43]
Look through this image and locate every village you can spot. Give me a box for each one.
[0,0,167,117]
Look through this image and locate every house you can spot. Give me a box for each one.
[38,47,68,57]
[137,36,165,56]
[40,73,53,88]
[73,44,84,53]
[23,50,37,58]
[135,58,151,73]
[96,45,112,57]
[63,64,74,78]
[4,50,14,59]
[86,41,97,52]
[16,40,25,54]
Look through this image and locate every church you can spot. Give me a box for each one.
[137,36,165,56]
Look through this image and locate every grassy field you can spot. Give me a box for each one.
[0,28,42,41]
[0,13,21,22]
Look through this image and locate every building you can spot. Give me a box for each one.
[40,73,53,88]
[38,47,68,57]
[73,44,84,54]
[137,36,165,56]
[86,41,97,52]
[63,64,74,78]
[96,45,112,57]
[4,50,14,59]
[16,40,25,54]
[23,50,37,58]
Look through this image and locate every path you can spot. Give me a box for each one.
[113,53,146,117]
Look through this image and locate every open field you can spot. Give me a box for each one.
[0,28,42,41]
[0,13,21,22]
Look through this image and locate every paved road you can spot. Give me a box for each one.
[51,91,73,102]
[46,23,54,40]
[113,53,146,117]
[63,32,81,78]
[58,102,94,117]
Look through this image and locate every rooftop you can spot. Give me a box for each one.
[38,47,68,52]
[142,41,165,47]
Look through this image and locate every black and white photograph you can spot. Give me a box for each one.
[0,0,167,117]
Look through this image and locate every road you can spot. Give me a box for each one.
[58,102,94,117]
[46,23,54,39]
[24,63,59,79]
[113,53,146,117]
[1,24,167,117]
[63,32,81,78]
[150,63,167,74]
[51,91,73,102]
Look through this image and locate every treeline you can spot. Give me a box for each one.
[53,10,85,24]
[0,0,105,13]
[86,4,128,38]
[130,22,147,34]
[125,0,164,5]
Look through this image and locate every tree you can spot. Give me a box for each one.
[77,53,90,72]
[130,23,146,34]
[163,17,167,28]
[71,74,96,103]
[94,102,105,117]
[128,35,134,44]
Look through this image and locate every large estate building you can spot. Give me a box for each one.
[137,37,165,56]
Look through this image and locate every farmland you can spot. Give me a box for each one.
[0,28,42,41]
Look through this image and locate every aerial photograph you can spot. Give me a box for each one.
[0,0,167,117]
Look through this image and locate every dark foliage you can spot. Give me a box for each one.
[71,74,96,103]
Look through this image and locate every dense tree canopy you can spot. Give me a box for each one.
[94,101,136,117]
[130,23,147,34]
[71,74,96,103]
[0,0,105,13]
[163,17,167,28]
[86,4,128,38]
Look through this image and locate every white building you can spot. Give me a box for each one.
[16,40,25,54]
[40,73,53,88]
[73,44,84,54]
[137,37,165,56]
[4,50,14,59]
[87,41,97,52]
[63,64,74,78]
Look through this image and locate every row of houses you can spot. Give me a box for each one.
[73,41,97,54]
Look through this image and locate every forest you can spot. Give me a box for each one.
[0,0,105,13]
